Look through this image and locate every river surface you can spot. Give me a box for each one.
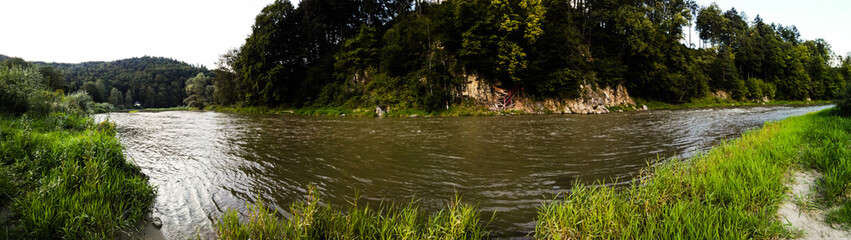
[97,104,831,239]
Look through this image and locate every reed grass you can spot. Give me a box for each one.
[215,186,489,240]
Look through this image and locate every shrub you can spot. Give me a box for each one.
[836,85,851,115]
[64,90,95,115]
[0,66,49,115]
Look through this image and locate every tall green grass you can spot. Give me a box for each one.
[797,110,851,228]
[0,113,155,239]
[215,186,489,239]
[535,109,846,239]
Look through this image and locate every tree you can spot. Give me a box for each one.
[184,73,213,108]
[108,87,124,107]
[81,81,100,102]
[124,89,134,107]
[696,3,725,47]
[1,57,31,69]
[37,65,65,91]
[95,79,108,103]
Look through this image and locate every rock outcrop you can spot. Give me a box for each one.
[459,73,636,114]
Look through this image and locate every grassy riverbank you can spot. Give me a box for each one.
[536,108,851,239]
[215,187,488,239]
[0,114,155,239]
[1,65,155,238]
[634,97,831,111]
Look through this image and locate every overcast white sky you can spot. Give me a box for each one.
[0,0,848,68]
[0,0,274,68]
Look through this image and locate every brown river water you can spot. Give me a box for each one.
[97,104,831,239]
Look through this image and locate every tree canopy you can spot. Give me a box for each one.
[37,56,209,108]
[206,0,848,111]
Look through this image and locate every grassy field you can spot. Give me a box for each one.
[0,113,155,239]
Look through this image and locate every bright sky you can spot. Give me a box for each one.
[1,0,848,68]
[691,0,851,59]
[0,0,274,68]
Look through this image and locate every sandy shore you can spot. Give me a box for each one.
[779,170,851,239]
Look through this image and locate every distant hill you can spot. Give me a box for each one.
[0,54,10,62]
[37,56,209,108]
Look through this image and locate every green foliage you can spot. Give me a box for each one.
[214,0,851,112]
[0,72,154,238]
[38,56,207,108]
[108,87,124,108]
[0,65,64,117]
[0,116,155,239]
[837,86,851,115]
[215,186,488,239]
[37,65,65,92]
[183,73,214,108]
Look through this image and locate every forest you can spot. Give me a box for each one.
[192,0,851,112]
[0,54,208,109]
[39,57,209,108]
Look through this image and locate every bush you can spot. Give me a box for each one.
[0,66,49,115]
[93,102,116,113]
[64,90,95,115]
[836,85,851,115]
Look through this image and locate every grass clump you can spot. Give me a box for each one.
[0,115,156,239]
[536,109,828,239]
[216,186,489,239]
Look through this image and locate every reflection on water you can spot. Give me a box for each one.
[97,104,831,238]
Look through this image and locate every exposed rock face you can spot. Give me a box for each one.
[460,74,499,104]
[458,74,636,114]
[711,90,731,100]
[375,105,388,117]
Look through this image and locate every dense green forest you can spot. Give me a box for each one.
[1,55,208,109]
[38,57,209,108]
[195,0,851,112]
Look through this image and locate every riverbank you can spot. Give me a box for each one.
[634,97,831,111]
[209,107,851,238]
[0,113,155,238]
[215,186,488,239]
[206,98,830,117]
[537,108,851,239]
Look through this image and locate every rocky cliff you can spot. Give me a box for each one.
[459,74,637,114]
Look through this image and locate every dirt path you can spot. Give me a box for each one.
[779,170,851,239]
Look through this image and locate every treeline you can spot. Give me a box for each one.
[35,56,209,108]
[196,0,850,112]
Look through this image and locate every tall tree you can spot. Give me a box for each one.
[108,87,124,107]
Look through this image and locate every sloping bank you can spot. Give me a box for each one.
[537,108,851,239]
[0,113,155,238]
[215,109,851,239]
